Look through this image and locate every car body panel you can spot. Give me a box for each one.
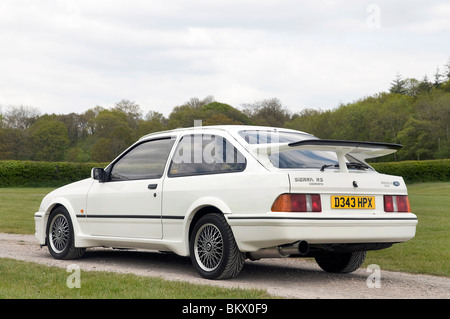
[35,178,94,246]
[35,125,417,259]
[86,178,163,239]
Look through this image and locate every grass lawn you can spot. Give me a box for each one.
[364,182,450,277]
[0,258,272,299]
[0,182,448,300]
[0,188,54,234]
[0,188,273,298]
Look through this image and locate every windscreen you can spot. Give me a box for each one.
[238,130,340,169]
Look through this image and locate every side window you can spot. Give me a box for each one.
[168,134,246,177]
[110,138,175,181]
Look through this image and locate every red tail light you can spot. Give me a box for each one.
[384,196,394,212]
[384,195,411,212]
[272,194,321,212]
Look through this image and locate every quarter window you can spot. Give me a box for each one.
[168,134,246,177]
[110,138,175,181]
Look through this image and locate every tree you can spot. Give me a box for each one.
[185,96,215,108]
[82,106,104,136]
[166,96,221,128]
[29,119,70,161]
[167,99,252,128]
[145,110,167,123]
[113,99,143,130]
[0,128,32,160]
[90,109,133,140]
[203,114,240,126]
[445,59,450,81]
[434,67,443,88]
[167,104,202,129]
[242,98,291,127]
[397,117,434,160]
[327,101,372,141]
[286,108,333,138]
[414,91,450,158]
[202,102,252,125]
[417,75,433,94]
[375,94,413,143]
[135,110,168,138]
[389,73,407,94]
[2,105,40,130]
[404,78,420,96]
[91,138,114,162]
[89,109,134,162]
[57,112,90,145]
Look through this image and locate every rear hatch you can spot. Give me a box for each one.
[233,128,412,216]
[288,170,407,215]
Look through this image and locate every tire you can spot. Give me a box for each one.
[315,251,366,273]
[46,207,85,260]
[190,213,245,280]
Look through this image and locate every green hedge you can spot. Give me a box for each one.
[0,161,107,187]
[0,159,449,187]
[371,159,450,183]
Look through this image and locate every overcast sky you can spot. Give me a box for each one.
[1,0,449,117]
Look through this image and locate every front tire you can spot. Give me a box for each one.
[315,251,366,273]
[190,213,245,279]
[47,207,85,260]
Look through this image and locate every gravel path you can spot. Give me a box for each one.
[1,233,448,299]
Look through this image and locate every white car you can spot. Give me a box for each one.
[34,125,418,279]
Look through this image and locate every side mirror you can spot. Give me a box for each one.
[91,168,105,182]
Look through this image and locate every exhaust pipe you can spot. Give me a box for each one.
[248,241,310,260]
[298,240,309,255]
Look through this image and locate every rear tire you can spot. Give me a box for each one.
[47,207,85,260]
[190,213,245,279]
[315,251,366,273]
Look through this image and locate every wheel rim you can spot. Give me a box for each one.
[49,214,70,254]
[194,223,224,272]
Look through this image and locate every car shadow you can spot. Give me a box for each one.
[81,248,367,284]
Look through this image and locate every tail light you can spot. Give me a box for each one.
[272,194,322,212]
[384,195,411,212]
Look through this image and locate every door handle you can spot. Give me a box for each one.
[148,184,158,190]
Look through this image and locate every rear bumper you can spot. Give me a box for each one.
[227,212,418,252]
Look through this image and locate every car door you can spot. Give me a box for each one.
[86,137,175,239]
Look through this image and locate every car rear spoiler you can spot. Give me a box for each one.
[249,139,402,173]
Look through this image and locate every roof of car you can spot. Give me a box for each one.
[139,125,310,141]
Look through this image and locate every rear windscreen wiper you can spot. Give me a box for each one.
[345,162,371,170]
[320,162,370,172]
[320,164,335,172]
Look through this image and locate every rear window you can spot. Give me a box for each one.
[239,130,339,169]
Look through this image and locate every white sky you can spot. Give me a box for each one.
[0,0,449,116]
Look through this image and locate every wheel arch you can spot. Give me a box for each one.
[43,199,82,247]
[183,197,235,256]
[188,205,224,241]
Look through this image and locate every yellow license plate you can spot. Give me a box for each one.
[331,196,375,209]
